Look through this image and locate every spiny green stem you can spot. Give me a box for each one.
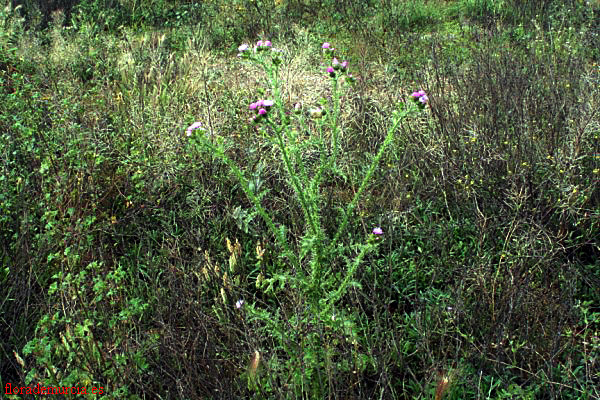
[322,241,376,316]
[270,121,322,246]
[207,140,298,267]
[265,64,322,246]
[326,111,405,256]
[330,77,340,167]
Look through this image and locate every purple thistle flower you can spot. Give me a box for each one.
[249,99,274,121]
[235,299,244,309]
[372,227,383,235]
[410,90,428,107]
[411,89,427,99]
[322,42,336,56]
[341,61,348,70]
[255,40,272,52]
[186,121,203,136]
[332,58,344,71]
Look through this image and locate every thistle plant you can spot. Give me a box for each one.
[187,40,428,394]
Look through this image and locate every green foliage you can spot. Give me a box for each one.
[377,0,447,34]
[1,0,599,398]
[22,261,152,398]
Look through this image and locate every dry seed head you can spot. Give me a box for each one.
[227,238,242,272]
[434,373,451,400]
[13,351,25,368]
[229,254,237,273]
[256,241,265,260]
[256,272,264,288]
[234,239,241,257]
[249,350,261,377]
[204,250,213,265]
[222,272,231,290]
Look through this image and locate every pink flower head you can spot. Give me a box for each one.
[331,58,348,73]
[327,66,335,77]
[411,89,427,99]
[250,100,274,122]
[372,227,383,235]
[255,40,272,52]
[238,44,250,57]
[410,90,428,108]
[235,299,244,309]
[186,121,203,136]
[322,42,335,56]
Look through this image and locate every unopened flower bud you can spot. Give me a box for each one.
[309,107,326,119]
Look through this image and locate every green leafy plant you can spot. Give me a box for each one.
[2,1,599,398]
[186,39,428,395]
